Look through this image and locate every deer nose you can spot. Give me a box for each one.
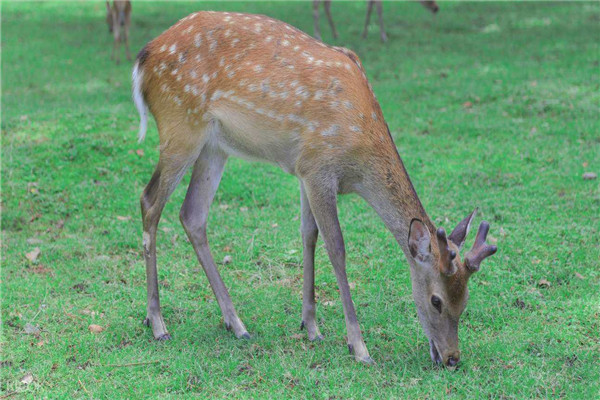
[446,355,460,367]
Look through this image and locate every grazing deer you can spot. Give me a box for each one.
[132,11,496,366]
[313,0,439,42]
[106,0,132,64]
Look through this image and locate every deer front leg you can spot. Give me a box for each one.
[313,0,322,41]
[323,0,338,39]
[303,180,372,363]
[375,0,388,42]
[179,149,249,339]
[363,0,375,39]
[124,26,132,61]
[299,182,323,341]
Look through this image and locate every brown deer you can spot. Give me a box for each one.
[132,11,496,366]
[313,0,439,42]
[106,0,132,64]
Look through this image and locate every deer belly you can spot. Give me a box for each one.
[209,107,300,174]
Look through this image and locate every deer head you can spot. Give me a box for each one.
[408,210,496,366]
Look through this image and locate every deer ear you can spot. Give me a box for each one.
[409,219,432,262]
[448,209,476,250]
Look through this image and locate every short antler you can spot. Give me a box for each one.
[436,228,457,276]
[464,221,497,272]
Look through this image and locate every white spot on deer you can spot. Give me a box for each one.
[224,15,232,22]
[314,90,324,100]
[248,84,258,92]
[192,86,199,96]
[160,83,169,92]
[279,91,289,99]
[160,44,167,52]
[265,36,273,43]
[209,41,217,53]
[261,81,270,94]
[344,64,352,71]
[289,80,299,88]
[211,71,217,79]
[159,62,167,71]
[219,57,225,67]
[231,38,240,47]
[321,124,340,137]
[224,29,231,38]
[315,59,324,66]
[194,34,202,47]
[295,86,309,100]
[254,23,262,33]
[178,53,186,63]
[169,44,177,54]
[184,84,191,93]
[173,96,182,106]
[182,25,194,35]
[190,70,198,79]
[293,45,300,51]
[350,125,362,133]
[171,68,179,76]
[203,74,210,83]
[282,40,290,46]
[371,112,378,121]
[343,100,353,109]
[330,100,340,108]
[177,74,182,82]
[238,79,248,87]
[201,93,207,104]
[254,65,263,73]
[195,54,202,62]
[227,70,236,78]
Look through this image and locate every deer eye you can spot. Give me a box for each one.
[431,295,442,313]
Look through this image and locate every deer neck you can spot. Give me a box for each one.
[356,144,435,256]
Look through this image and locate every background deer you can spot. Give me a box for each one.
[313,0,439,42]
[106,0,132,64]
[132,10,496,366]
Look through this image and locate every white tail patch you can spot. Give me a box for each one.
[132,61,148,142]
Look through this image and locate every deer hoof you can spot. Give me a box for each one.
[239,332,251,340]
[156,333,171,341]
[358,355,374,365]
[142,317,150,327]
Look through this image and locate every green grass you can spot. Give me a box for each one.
[2,1,599,398]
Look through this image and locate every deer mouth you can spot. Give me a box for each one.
[429,339,442,364]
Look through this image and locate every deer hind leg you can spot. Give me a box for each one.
[302,178,372,363]
[124,24,132,61]
[323,0,338,39]
[299,182,323,341]
[179,147,250,339]
[141,132,203,340]
[112,20,121,64]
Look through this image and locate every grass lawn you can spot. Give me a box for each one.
[1,1,599,398]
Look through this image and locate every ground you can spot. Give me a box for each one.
[1,1,599,398]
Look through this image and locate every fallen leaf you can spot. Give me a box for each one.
[575,272,584,280]
[323,301,335,307]
[26,237,43,245]
[170,234,179,246]
[223,255,233,264]
[219,204,229,210]
[56,220,65,229]
[88,324,105,333]
[271,223,279,228]
[20,372,34,385]
[26,247,41,263]
[499,227,507,237]
[462,101,473,108]
[116,215,131,221]
[24,323,41,336]
[136,149,145,157]
[239,206,248,212]
[583,172,597,180]
[349,282,356,290]
[532,258,541,265]
[290,333,303,340]
[538,278,551,288]
[20,115,28,122]
[582,161,588,167]
[223,245,232,252]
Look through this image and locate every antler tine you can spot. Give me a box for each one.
[464,221,497,272]
[436,227,457,276]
